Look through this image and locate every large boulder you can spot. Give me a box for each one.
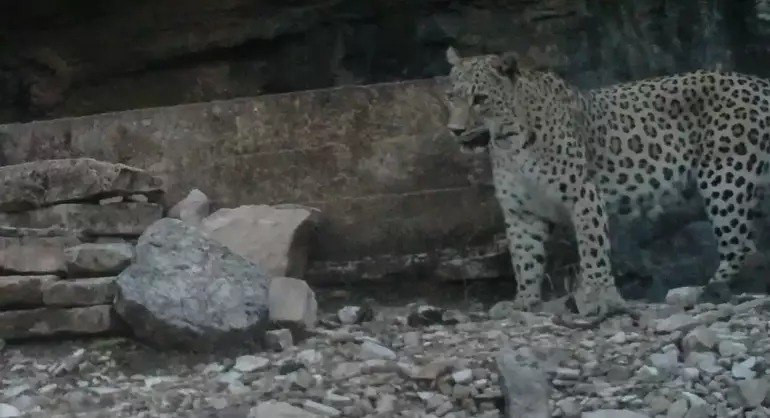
[0,158,164,212]
[114,218,270,352]
[201,204,320,278]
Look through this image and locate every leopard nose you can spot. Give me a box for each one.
[449,128,465,136]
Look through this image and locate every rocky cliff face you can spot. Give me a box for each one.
[0,0,765,123]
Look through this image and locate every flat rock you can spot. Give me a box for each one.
[114,218,270,352]
[168,189,210,226]
[268,277,318,332]
[0,305,115,339]
[249,400,320,417]
[0,275,58,308]
[0,228,81,275]
[201,204,320,278]
[42,277,117,307]
[665,287,702,308]
[64,243,134,276]
[496,347,551,418]
[0,203,162,236]
[0,158,163,212]
[581,410,648,418]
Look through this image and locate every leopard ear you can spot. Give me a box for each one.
[499,51,519,78]
[446,46,461,65]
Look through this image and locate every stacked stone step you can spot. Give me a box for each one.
[0,158,164,340]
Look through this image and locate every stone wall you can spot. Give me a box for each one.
[1,0,763,123]
[0,79,512,285]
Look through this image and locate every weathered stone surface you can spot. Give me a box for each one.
[268,277,317,331]
[201,205,320,279]
[114,218,270,352]
[64,243,134,276]
[0,203,162,236]
[249,401,320,418]
[42,277,117,307]
[0,305,115,339]
[168,189,210,226]
[0,159,163,212]
[0,275,58,308]
[0,228,81,275]
[497,347,551,418]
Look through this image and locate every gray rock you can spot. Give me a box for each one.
[167,189,210,226]
[0,228,81,275]
[249,400,320,418]
[496,347,551,418]
[718,340,747,357]
[233,355,269,373]
[359,340,397,360]
[732,357,758,379]
[737,378,769,408]
[682,326,718,354]
[114,218,270,351]
[0,305,114,339]
[337,305,373,325]
[265,328,293,351]
[0,203,162,237]
[685,352,722,374]
[653,313,698,333]
[0,404,21,418]
[0,158,163,212]
[201,204,320,278]
[581,410,648,418]
[665,287,702,308]
[42,277,117,307]
[268,277,317,333]
[302,400,341,417]
[0,275,58,308]
[64,243,134,276]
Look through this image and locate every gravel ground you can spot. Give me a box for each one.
[2,289,770,417]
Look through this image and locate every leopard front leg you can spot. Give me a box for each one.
[503,208,551,311]
[569,182,626,317]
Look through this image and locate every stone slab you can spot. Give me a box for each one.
[0,203,163,237]
[42,277,117,307]
[0,158,164,212]
[0,305,115,339]
[64,243,134,276]
[0,275,58,308]
[0,231,81,275]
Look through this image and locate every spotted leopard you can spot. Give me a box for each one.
[443,47,770,316]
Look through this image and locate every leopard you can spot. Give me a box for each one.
[443,46,770,317]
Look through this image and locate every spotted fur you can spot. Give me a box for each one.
[443,47,770,316]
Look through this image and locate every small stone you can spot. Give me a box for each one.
[497,347,550,417]
[636,366,660,382]
[234,355,269,373]
[654,313,698,333]
[268,277,318,332]
[0,404,21,418]
[302,400,341,417]
[265,329,294,351]
[682,326,718,354]
[732,357,758,379]
[50,348,86,376]
[665,287,702,308]
[685,352,722,374]
[168,189,210,226]
[376,394,397,414]
[249,400,320,417]
[650,349,679,373]
[557,398,581,417]
[581,410,648,418]
[681,367,700,381]
[737,378,769,408]
[718,340,747,357]
[452,369,473,384]
[337,305,373,325]
[360,340,397,360]
[408,305,444,326]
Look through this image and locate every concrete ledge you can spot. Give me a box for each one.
[0,79,507,284]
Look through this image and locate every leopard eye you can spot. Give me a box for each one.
[472,94,489,105]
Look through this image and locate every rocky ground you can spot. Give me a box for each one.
[2,288,770,418]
